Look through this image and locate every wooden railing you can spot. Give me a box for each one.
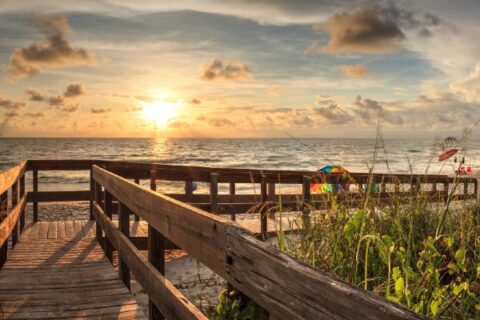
[0,161,27,268]
[91,165,427,320]
[1,160,478,319]
[23,160,479,239]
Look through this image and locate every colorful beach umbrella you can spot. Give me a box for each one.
[310,165,349,193]
[318,165,349,174]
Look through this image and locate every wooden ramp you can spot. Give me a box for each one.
[0,223,146,320]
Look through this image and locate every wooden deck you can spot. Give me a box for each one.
[0,223,147,319]
[14,216,297,242]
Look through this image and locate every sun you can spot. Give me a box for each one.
[142,98,180,127]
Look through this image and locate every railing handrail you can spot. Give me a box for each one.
[0,161,27,195]
[92,164,426,320]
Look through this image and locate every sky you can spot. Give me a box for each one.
[0,0,480,138]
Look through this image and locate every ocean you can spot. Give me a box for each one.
[1,138,479,192]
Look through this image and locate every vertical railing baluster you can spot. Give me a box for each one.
[104,190,113,262]
[302,176,311,231]
[0,191,8,268]
[94,181,103,245]
[134,178,140,221]
[19,174,25,231]
[229,182,235,221]
[260,175,268,238]
[268,182,275,201]
[149,169,165,320]
[89,168,94,220]
[118,202,131,289]
[185,180,193,202]
[209,172,219,213]
[11,181,19,247]
[33,169,38,222]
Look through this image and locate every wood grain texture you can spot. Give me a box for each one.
[0,195,27,247]
[0,161,26,196]
[225,226,426,320]
[0,235,146,319]
[93,203,206,320]
[93,165,230,278]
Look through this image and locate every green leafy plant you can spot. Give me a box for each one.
[210,289,268,320]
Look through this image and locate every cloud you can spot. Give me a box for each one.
[26,88,46,102]
[48,95,65,106]
[168,120,190,128]
[134,95,154,103]
[315,103,354,124]
[186,98,201,105]
[125,106,143,112]
[207,118,235,127]
[200,59,252,81]
[353,95,404,125]
[450,62,480,103]
[8,16,95,78]
[64,84,85,98]
[267,86,287,96]
[314,7,406,54]
[91,107,111,113]
[339,64,370,78]
[0,96,26,110]
[25,112,44,118]
[57,104,78,112]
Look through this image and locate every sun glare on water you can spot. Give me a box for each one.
[142,96,180,127]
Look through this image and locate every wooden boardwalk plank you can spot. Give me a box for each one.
[0,222,147,320]
[56,221,66,239]
[47,221,57,239]
[64,220,75,239]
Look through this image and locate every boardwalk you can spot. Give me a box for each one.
[0,223,146,319]
[2,160,473,320]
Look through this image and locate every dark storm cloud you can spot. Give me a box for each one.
[64,84,85,97]
[8,16,95,78]
[200,59,252,81]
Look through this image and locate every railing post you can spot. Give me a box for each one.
[443,181,449,204]
[89,168,94,220]
[229,182,235,221]
[302,176,311,230]
[118,202,131,290]
[150,169,157,191]
[33,169,38,222]
[185,180,193,202]
[149,169,165,320]
[260,176,268,238]
[19,174,25,231]
[104,190,114,262]
[11,181,19,248]
[268,182,275,200]
[0,191,8,268]
[209,172,219,213]
[94,181,103,246]
[134,179,140,221]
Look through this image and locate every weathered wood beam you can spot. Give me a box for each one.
[93,203,206,320]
